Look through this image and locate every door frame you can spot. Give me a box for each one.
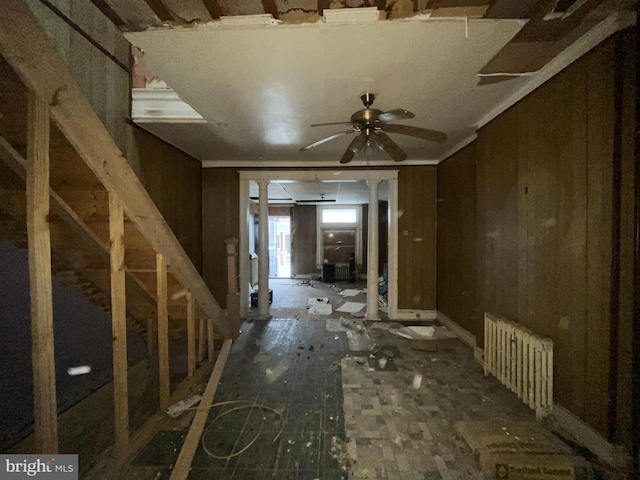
[239,169,398,319]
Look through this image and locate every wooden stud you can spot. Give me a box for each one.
[207,317,215,361]
[169,339,232,480]
[147,317,157,358]
[157,253,170,409]
[109,192,129,456]
[26,91,58,454]
[225,237,240,338]
[0,2,230,339]
[186,292,195,378]
[197,318,206,364]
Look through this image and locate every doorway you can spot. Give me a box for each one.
[239,170,399,319]
[269,216,291,278]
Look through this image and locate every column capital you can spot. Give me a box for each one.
[366,179,381,188]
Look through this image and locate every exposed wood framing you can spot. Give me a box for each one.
[225,236,240,339]
[159,0,213,23]
[318,0,331,15]
[98,0,161,29]
[197,318,206,363]
[169,339,232,480]
[141,0,174,21]
[0,0,230,338]
[262,0,279,18]
[0,138,162,321]
[208,317,215,361]
[109,192,129,457]
[157,253,170,409]
[26,91,58,454]
[186,292,196,377]
[484,0,543,18]
[201,0,224,18]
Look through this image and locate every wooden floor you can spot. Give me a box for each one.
[116,281,551,480]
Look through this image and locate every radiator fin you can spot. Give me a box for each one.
[484,313,553,420]
[335,264,350,281]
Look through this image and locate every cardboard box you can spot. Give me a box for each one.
[456,422,593,480]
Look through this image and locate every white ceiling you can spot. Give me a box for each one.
[126,17,531,165]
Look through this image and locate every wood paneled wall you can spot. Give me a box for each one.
[477,38,617,437]
[202,168,239,308]
[134,127,203,272]
[27,0,130,153]
[291,204,316,276]
[436,143,478,338]
[436,32,635,442]
[398,166,437,310]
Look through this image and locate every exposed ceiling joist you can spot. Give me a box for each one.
[201,0,225,18]
[142,0,175,21]
[480,0,611,75]
[101,0,161,30]
[159,0,213,23]
[262,0,280,18]
[484,0,541,18]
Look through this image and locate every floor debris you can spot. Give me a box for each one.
[339,288,363,297]
[165,394,202,418]
[394,325,435,339]
[337,301,366,313]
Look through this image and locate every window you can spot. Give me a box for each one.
[317,206,362,267]
[321,208,358,224]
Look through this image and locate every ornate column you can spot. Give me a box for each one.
[257,180,270,319]
[366,179,381,321]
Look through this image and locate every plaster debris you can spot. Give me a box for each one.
[308,297,332,315]
[339,288,363,297]
[394,326,435,340]
[165,394,202,418]
[337,302,366,313]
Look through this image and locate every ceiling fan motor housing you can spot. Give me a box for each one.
[351,108,383,126]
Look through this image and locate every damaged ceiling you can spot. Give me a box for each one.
[105,0,635,165]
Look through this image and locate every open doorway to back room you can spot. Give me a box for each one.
[269,213,291,278]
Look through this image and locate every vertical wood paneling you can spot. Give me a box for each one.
[398,166,437,310]
[585,40,616,436]
[202,168,239,308]
[615,31,636,449]
[291,204,316,276]
[469,36,625,437]
[135,128,203,272]
[436,143,478,339]
[29,0,130,152]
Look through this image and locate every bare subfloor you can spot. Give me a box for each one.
[119,280,553,479]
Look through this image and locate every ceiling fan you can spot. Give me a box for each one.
[300,93,447,164]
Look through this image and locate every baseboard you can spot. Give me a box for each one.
[551,404,631,469]
[435,311,476,349]
[433,310,632,470]
[395,309,438,321]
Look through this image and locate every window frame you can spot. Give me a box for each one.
[316,205,362,267]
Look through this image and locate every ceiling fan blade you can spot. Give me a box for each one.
[382,123,447,143]
[311,121,355,127]
[378,108,415,123]
[340,133,367,164]
[300,129,355,151]
[340,148,356,164]
[373,131,407,162]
